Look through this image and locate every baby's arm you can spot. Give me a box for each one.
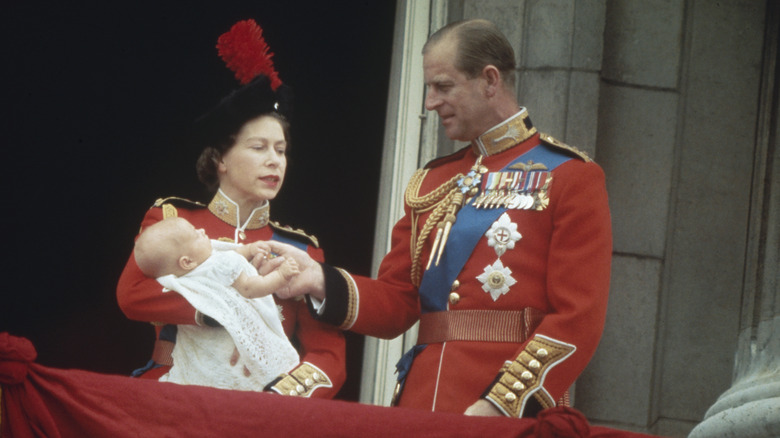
[235,241,266,261]
[233,257,300,299]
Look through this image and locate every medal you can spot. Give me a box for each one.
[475,169,552,210]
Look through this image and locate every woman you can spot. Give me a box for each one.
[116,19,346,399]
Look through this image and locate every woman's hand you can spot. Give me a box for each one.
[464,399,503,416]
[264,241,326,301]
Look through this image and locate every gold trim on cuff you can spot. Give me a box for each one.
[485,335,576,417]
[337,268,359,330]
[268,362,333,397]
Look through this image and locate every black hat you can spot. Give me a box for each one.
[194,19,292,148]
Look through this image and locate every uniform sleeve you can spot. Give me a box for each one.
[116,207,199,325]
[485,161,612,417]
[267,246,347,399]
[317,206,421,339]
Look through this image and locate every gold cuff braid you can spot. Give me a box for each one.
[485,335,576,417]
[268,362,333,397]
[336,268,358,330]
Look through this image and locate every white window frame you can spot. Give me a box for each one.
[359,0,448,406]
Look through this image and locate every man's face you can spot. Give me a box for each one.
[423,37,490,142]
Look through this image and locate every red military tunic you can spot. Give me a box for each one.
[117,190,346,399]
[316,110,611,416]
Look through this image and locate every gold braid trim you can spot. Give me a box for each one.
[405,169,463,286]
[485,335,576,417]
[267,362,333,397]
[161,203,178,219]
[336,268,359,330]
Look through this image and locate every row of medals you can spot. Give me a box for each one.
[426,158,547,270]
[459,165,548,211]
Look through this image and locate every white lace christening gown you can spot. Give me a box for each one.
[156,242,299,391]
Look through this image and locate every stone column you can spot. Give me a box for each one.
[689,3,780,436]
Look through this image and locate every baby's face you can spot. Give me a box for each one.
[173,218,212,266]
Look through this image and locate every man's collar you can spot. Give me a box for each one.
[207,189,270,229]
[472,108,537,156]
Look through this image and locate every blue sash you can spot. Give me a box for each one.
[271,232,308,251]
[417,144,572,313]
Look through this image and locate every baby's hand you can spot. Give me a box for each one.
[278,257,300,280]
[244,242,271,267]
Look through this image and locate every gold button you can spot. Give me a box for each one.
[521,371,533,381]
[296,384,305,393]
[529,360,541,370]
[451,280,460,291]
[505,392,517,402]
[289,390,298,396]
[512,382,525,391]
[305,378,314,387]
[312,372,321,380]
[536,348,548,359]
[449,292,460,305]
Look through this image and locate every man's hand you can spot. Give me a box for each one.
[264,241,326,301]
[255,254,287,275]
[464,399,503,417]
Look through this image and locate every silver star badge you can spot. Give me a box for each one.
[485,213,522,256]
[476,259,517,301]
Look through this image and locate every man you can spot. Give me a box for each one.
[270,19,612,418]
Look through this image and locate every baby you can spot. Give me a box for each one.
[133,217,300,391]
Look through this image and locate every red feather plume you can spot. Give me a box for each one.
[217,19,282,90]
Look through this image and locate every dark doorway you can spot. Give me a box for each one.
[1,1,396,402]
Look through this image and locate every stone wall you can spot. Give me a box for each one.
[431,1,775,436]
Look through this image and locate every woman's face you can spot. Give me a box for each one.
[217,115,287,206]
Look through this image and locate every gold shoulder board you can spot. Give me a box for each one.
[270,221,320,248]
[539,133,591,162]
[152,196,206,220]
[152,196,206,209]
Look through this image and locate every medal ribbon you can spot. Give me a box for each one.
[418,144,572,313]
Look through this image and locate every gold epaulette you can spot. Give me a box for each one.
[265,362,333,397]
[270,221,320,248]
[152,196,207,208]
[485,335,576,417]
[539,133,592,162]
[151,196,206,220]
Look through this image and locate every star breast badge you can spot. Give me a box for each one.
[476,259,517,301]
[485,213,522,257]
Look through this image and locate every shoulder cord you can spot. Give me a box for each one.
[404,169,463,287]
